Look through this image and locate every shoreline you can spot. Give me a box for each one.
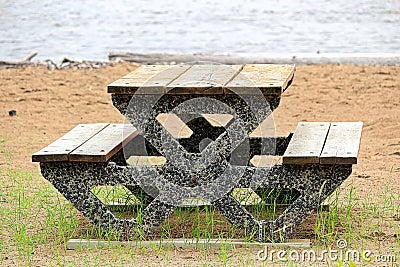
[109,52,400,66]
[1,52,399,69]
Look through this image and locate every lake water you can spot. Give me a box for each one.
[1,0,399,61]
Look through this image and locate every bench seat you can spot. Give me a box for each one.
[282,122,363,165]
[32,123,139,163]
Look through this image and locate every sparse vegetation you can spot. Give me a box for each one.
[1,142,399,266]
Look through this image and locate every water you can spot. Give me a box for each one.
[1,0,399,61]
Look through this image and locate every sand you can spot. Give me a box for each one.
[1,64,399,192]
[0,63,399,265]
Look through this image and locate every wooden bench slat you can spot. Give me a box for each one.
[32,123,109,162]
[201,114,234,127]
[166,65,243,94]
[126,156,166,166]
[107,65,190,94]
[282,122,330,164]
[156,113,193,138]
[320,122,363,164]
[225,64,295,95]
[69,124,140,162]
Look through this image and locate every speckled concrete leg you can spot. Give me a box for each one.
[141,198,176,233]
[39,162,176,239]
[212,195,258,236]
[253,164,352,242]
[268,180,340,242]
[117,150,156,203]
[40,162,139,239]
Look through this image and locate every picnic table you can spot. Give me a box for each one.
[32,64,363,242]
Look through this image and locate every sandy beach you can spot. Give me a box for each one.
[0,63,399,266]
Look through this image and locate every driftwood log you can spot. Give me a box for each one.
[108,52,400,66]
[56,57,112,70]
[2,52,399,69]
[0,52,38,68]
[0,53,113,70]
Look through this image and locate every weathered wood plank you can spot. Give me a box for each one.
[126,156,166,166]
[201,114,233,127]
[69,124,139,162]
[282,122,330,164]
[225,64,295,95]
[136,155,150,166]
[166,65,243,94]
[250,155,281,167]
[107,65,190,94]
[249,116,276,138]
[320,122,363,164]
[32,123,109,162]
[156,113,193,138]
[126,155,139,166]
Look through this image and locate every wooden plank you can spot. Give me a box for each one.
[166,65,243,94]
[201,114,233,127]
[250,155,281,167]
[282,122,330,164]
[225,64,295,95]
[148,156,166,165]
[107,65,190,94]
[136,156,150,166]
[69,124,139,162]
[126,156,166,166]
[66,238,310,250]
[156,113,193,138]
[32,123,109,162]
[249,116,276,138]
[126,155,139,166]
[320,122,363,164]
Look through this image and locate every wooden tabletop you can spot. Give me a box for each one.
[108,64,295,95]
